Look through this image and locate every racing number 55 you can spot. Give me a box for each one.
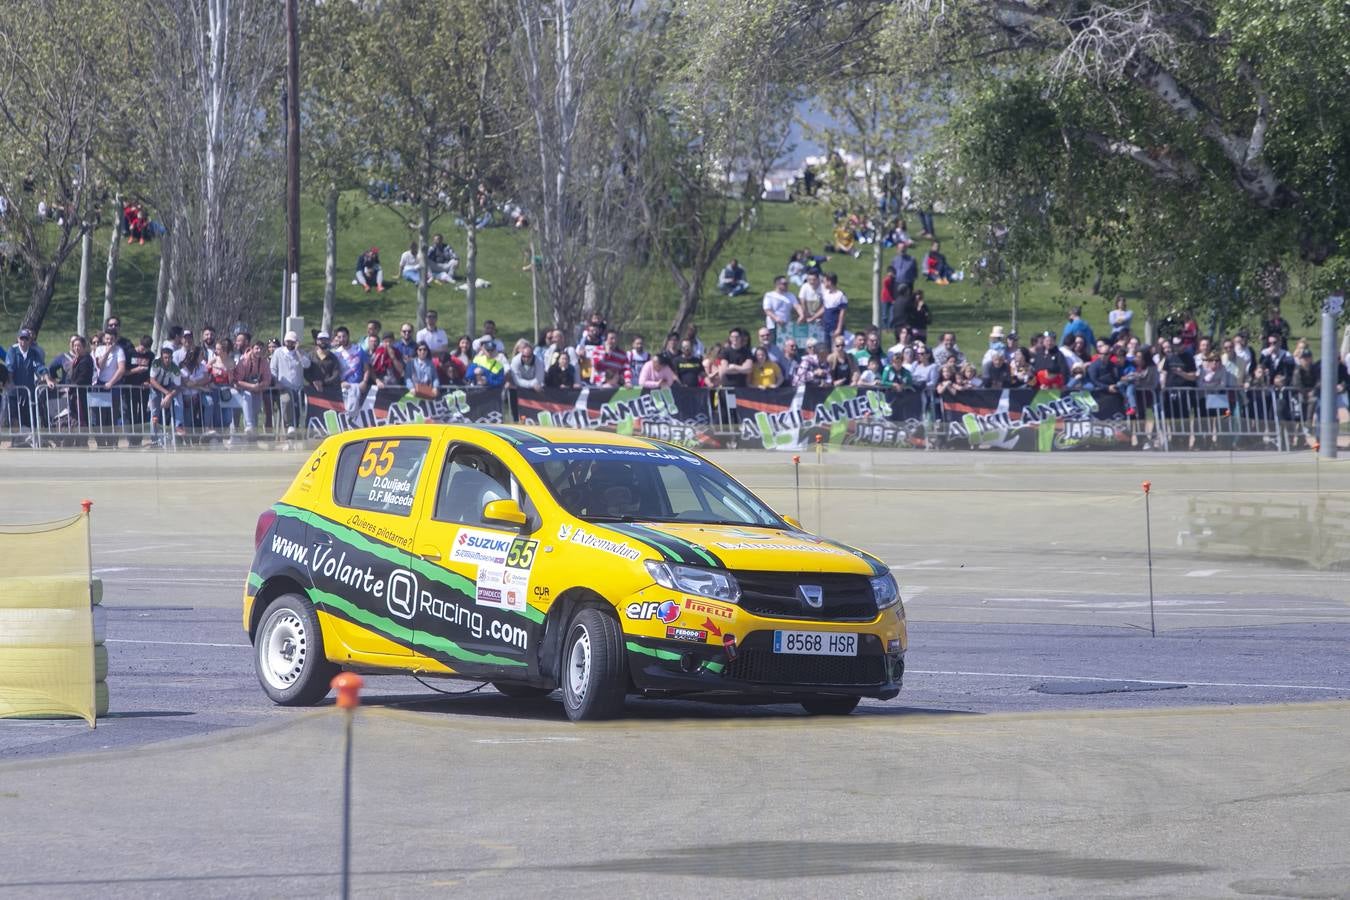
[505,538,537,569]
[358,440,401,478]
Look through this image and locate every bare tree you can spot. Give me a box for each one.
[512,0,644,335]
[135,0,285,334]
[0,0,109,336]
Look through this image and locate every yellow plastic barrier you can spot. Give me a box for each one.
[0,511,96,725]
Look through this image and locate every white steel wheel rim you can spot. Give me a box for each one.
[261,610,308,690]
[567,627,592,702]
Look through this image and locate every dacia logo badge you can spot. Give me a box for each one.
[798,584,824,608]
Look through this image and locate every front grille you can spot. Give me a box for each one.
[723,634,889,687]
[734,570,877,621]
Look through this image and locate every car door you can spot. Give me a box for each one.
[410,441,542,673]
[316,434,432,659]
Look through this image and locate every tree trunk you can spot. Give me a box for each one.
[670,281,702,338]
[152,232,173,347]
[416,199,430,329]
[77,227,92,336]
[162,229,179,337]
[323,185,337,333]
[103,197,121,325]
[465,201,478,338]
[1144,296,1157,345]
[23,265,61,338]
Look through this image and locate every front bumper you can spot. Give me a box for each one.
[626,630,905,699]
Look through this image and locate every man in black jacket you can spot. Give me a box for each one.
[1031,331,1067,389]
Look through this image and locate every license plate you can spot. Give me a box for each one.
[773,630,858,656]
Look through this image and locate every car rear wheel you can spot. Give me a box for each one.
[560,608,627,722]
[800,695,861,716]
[255,594,339,706]
[492,681,553,699]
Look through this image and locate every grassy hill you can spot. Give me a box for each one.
[0,196,1239,353]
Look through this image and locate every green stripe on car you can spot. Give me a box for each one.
[307,587,525,667]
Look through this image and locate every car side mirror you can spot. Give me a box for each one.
[482,498,527,529]
[781,515,804,531]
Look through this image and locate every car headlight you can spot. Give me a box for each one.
[645,561,741,603]
[871,573,901,611]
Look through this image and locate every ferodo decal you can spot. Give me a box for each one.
[475,564,530,614]
[450,528,515,565]
[625,599,680,623]
[683,597,733,621]
[665,625,708,643]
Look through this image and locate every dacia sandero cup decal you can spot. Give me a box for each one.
[245,424,906,721]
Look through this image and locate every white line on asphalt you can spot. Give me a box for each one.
[908,669,1348,692]
[98,544,176,555]
[1185,569,1222,577]
[891,559,945,569]
[472,737,583,744]
[106,639,249,649]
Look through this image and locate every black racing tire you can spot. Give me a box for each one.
[254,594,339,706]
[492,681,553,699]
[560,607,628,722]
[800,695,861,716]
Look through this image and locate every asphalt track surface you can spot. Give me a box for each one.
[1,449,1348,897]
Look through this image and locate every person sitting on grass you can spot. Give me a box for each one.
[399,241,421,284]
[718,258,750,296]
[923,241,962,284]
[426,234,459,283]
[355,247,384,293]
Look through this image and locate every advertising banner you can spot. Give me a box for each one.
[510,386,719,448]
[733,386,929,450]
[939,388,1131,451]
[304,386,505,437]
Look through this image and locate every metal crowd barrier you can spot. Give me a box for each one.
[5,381,1331,452]
[1,386,39,447]
[1147,386,1321,451]
[26,384,299,448]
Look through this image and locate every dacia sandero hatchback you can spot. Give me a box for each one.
[245,425,906,720]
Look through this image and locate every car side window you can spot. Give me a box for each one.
[433,446,514,526]
[333,437,430,517]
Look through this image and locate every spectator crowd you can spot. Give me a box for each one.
[4,237,1348,449]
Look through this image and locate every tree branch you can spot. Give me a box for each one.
[1071,127,1199,181]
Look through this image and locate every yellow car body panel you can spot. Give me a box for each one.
[245,424,906,701]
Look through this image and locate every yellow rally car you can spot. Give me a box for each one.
[244,425,906,720]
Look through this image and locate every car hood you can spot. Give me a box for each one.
[623,521,881,575]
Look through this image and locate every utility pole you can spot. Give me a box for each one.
[1320,290,1344,458]
[285,0,302,323]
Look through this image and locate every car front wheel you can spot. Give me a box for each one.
[255,594,339,706]
[560,608,628,721]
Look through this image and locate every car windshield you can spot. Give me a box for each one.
[522,443,784,527]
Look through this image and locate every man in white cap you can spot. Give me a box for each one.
[270,330,310,437]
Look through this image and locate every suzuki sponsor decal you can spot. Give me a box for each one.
[449,528,515,565]
[625,600,681,623]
